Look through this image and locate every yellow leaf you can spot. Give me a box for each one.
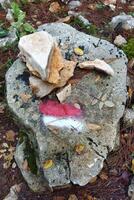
[74,47,84,56]
[131,159,134,173]
[43,159,53,169]
[75,144,85,154]
[128,87,133,99]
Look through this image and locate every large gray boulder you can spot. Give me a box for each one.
[6,23,127,191]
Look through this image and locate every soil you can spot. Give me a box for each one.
[0,0,134,199]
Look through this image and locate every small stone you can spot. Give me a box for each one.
[110,13,134,30]
[74,47,84,56]
[104,101,114,107]
[18,31,55,81]
[36,21,42,26]
[123,109,134,128]
[2,143,9,148]
[29,76,56,98]
[78,15,91,26]
[49,2,61,13]
[128,177,134,198]
[56,84,72,103]
[68,1,81,10]
[104,0,116,5]
[78,59,114,76]
[6,8,14,23]
[12,162,17,169]
[114,35,127,46]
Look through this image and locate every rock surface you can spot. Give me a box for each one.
[110,13,134,30]
[128,177,134,199]
[123,109,134,128]
[6,23,127,190]
[0,29,17,48]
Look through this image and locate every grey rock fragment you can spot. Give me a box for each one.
[68,1,81,10]
[0,29,17,48]
[6,23,127,189]
[110,13,134,30]
[123,109,134,128]
[0,0,12,9]
[128,177,134,199]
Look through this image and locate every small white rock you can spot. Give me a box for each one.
[114,35,127,46]
[18,31,55,81]
[78,59,114,76]
[56,84,72,103]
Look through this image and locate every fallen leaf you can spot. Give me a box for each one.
[74,47,84,56]
[3,152,14,169]
[49,2,61,13]
[78,59,114,76]
[56,84,72,103]
[57,15,72,23]
[22,159,29,171]
[89,176,97,183]
[87,195,97,200]
[131,159,134,173]
[6,130,16,142]
[128,87,133,99]
[68,194,78,200]
[0,104,5,113]
[75,144,85,155]
[87,123,102,131]
[99,172,108,180]
[43,159,53,169]
[20,93,32,103]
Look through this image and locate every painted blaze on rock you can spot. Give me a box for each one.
[6,23,127,190]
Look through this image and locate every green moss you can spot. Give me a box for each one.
[122,38,134,60]
[19,129,38,175]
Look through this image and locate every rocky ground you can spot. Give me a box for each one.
[0,0,134,199]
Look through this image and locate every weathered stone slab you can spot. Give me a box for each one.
[6,23,127,190]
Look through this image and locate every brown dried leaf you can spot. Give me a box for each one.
[57,16,72,23]
[68,194,78,200]
[6,130,16,142]
[20,93,32,103]
[87,123,102,131]
[49,2,61,13]
[99,172,108,180]
[0,104,5,113]
[22,159,29,171]
[131,159,134,173]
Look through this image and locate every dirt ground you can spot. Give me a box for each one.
[0,0,134,199]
